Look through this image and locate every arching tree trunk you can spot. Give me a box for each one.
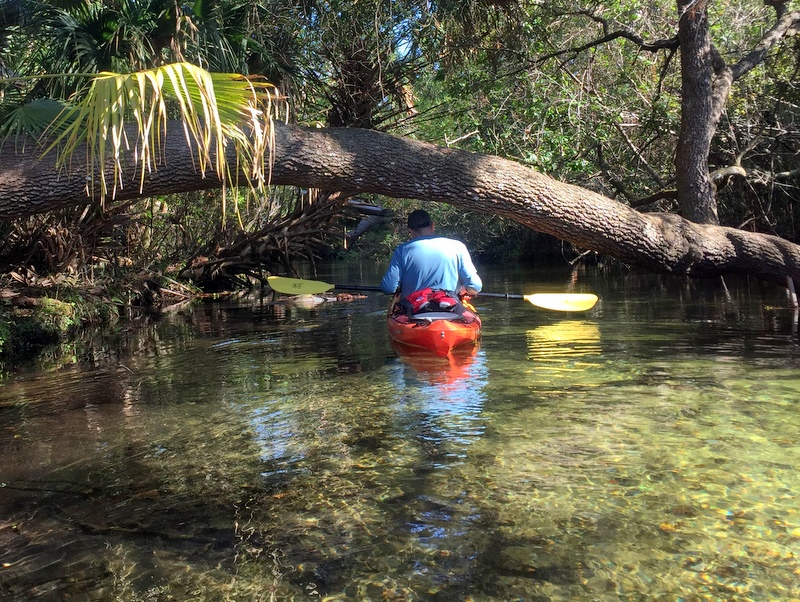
[3,122,800,288]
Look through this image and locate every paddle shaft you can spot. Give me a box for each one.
[335,286,529,300]
[473,292,524,300]
[333,286,598,311]
[334,284,383,293]
[335,285,515,297]
[267,277,597,311]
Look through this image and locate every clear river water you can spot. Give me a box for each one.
[1,262,799,601]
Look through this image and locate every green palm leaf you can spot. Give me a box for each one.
[0,99,73,145]
[43,62,284,216]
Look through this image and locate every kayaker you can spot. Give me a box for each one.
[380,209,483,301]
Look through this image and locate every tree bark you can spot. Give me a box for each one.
[675,0,719,225]
[673,1,800,226]
[2,122,800,286]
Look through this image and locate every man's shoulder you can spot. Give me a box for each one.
[401,235,466,251]
[436,236,467,249]
[418,235,463,245]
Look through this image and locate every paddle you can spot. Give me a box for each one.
[478,291,599,312]
[267,276,599,312]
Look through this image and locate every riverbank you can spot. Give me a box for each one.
[0,269,204,361]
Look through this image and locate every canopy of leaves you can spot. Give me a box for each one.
[0,0,798,277]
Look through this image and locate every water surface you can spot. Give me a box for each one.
[1,266,799,601]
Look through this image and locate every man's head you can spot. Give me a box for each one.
[407,209,433,233]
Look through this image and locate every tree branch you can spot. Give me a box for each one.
[614,123,665,188]
[595,144,631,201]
[536,10,678,64]
[707,7,800,159]
[538,30,678,64]
[730,8,800,81]
[630,189,679,209]
[4,122,800,287]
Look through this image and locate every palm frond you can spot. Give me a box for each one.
[0,99,73,147]
[42,62,285,216]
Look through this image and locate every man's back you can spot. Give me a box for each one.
[381,234,482,299]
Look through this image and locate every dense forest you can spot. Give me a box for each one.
[1,0,799,346]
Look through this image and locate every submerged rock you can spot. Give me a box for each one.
[284,294,327,309]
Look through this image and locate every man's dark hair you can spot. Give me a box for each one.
[407,209,432,230]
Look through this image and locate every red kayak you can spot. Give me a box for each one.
[387,311,482,356]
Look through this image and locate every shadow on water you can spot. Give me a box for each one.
[1,267,799,600]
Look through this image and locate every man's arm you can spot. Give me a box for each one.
[380,249,402,294]
[458,244,482,295]
[458,243,483,295]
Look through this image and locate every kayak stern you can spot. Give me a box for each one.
[387,312,482,356]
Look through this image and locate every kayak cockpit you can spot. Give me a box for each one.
[408,312,465,322]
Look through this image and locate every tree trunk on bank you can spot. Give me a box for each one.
[2,121,800,286]
[676,0,720,225]
[673,1,800,226]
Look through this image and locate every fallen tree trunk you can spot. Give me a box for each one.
[2,122,799,286]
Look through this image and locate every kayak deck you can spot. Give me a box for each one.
[387,312,482,356]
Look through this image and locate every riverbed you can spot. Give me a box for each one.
[1,265,799,601]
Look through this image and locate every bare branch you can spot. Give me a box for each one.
[538,30,678,64]
[710,165,748,182]
[749,167,800,185]
[730,9,800,81]
[445,130,479,147]
[614,123,665,188]
[652,46,678,102]
[630,189,678,209]
[537,11,679,64]
[774,168,800,181]
[595,144,631,201]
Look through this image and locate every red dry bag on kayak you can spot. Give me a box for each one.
[396,288,476,322]
[401,287,435,314]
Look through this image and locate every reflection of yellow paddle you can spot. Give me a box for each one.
[526,321,603,383]
[268,276,598,312]
[527,321,602,359]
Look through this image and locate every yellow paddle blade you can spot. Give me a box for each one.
[523,293,599,312]
[268,276,333,295]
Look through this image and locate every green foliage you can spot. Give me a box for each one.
[0,300,66,357]
[412,1,682,195]
[0,313,8,355]
[351,199,580,265]
[407,0,798,236]
[1,0,799,285]
[0,282,122,359]
[0,98,70,140]
[2,318,61,355]
[36,297,75,330]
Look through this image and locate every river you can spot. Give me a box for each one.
[1,263,799,601]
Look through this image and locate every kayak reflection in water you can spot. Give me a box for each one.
[389,343,489,450]
[392,340,480,388]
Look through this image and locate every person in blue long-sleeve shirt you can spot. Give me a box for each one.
[380,209,483,300]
